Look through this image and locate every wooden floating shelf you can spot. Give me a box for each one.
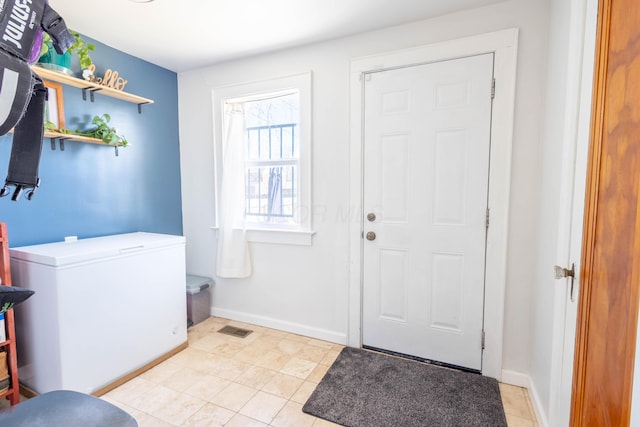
[33,66,154,106]
[8,130,122,147]
[44,131,122,147]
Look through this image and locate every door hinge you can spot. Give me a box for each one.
[481,330,486,350]
[485,208,490,229]
[491,78,496,99]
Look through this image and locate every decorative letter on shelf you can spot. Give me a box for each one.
[84,64,128,91]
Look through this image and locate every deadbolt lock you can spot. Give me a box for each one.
[367,213,376,222]
[366,231,376,241]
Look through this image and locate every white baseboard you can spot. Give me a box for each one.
[501,370,549,427]
[501,369,530,388]
[211,307,348,345]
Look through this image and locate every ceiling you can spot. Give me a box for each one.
[49,0,504,73]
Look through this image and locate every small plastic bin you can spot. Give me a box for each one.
[186,274,213,327]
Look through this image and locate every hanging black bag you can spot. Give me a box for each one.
[0,0,74,200]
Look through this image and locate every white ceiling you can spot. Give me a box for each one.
[49,0,504,73]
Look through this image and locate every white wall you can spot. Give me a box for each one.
[178,0,549,370]
[528,0,577,423]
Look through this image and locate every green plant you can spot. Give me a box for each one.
[39,31,95,69]
[44,120,71,133]
[81,114,127,146]
[45,114,128,147]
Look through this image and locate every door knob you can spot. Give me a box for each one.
[554,264,575,279]
[554,263,576,302]
[367,213,376,222]
[366,231,376,241]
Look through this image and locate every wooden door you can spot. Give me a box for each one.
[571,0,640,425]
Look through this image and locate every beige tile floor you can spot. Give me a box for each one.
[2,316,539,426]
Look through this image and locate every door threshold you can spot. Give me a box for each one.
[362,345,481,375]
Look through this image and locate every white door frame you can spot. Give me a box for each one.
[348,29,519,380]
[547,0,598,424]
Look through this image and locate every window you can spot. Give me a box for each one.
[244,93,300,227]
[212,72,313,245]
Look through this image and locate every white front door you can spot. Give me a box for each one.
[362,53,494,371]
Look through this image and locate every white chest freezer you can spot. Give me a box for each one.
[9,232,187,395]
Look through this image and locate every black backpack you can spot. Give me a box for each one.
[0,0,73,200]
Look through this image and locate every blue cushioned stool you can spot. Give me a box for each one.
[0,390,138,427]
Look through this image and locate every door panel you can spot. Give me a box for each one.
[362,53,494,371]
[571,0,640,424]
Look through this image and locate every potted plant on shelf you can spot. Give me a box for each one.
[80,114,128,146]
[37,31,95,76]
[45,114,129,147]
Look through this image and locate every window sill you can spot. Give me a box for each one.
[210,227,315,246]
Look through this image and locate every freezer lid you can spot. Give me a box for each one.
[9,232,186,266]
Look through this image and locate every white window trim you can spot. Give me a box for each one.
[210,226,316,246]
[212,72,313,245]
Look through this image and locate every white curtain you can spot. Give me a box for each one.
[216,104,252,278]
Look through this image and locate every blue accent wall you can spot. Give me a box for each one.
[0,35,183,247]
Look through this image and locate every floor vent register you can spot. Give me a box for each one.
[217,325,253,339]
